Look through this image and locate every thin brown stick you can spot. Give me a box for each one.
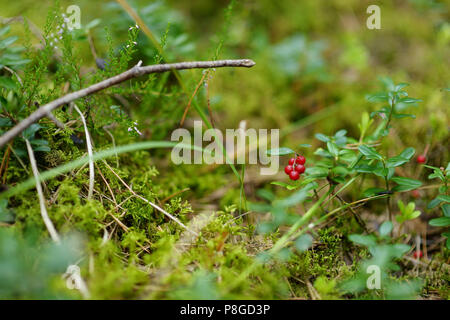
[160,187,190,204]
[0,144,11,179]
[0,59,255,148]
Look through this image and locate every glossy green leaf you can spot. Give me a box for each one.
[391,177,422,192]
[358,145,383,161]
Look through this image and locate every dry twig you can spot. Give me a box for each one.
[0,59,255,148]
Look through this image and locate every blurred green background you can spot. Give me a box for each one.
[2,0,448,145]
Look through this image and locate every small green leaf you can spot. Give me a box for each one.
[379,221,393,236]
[391,113,416,119]
[335,129,347,138]
[355,164,378,174]
[315,133,330,142]
[256,189,275,202]
[387,156,409,168]
[366,92,389,102]
[358,145,383,161]
[442,204,450,217]
[348,234,377,247]
[248,202,273,213]
[0,36,18,49]
[427,197,442,209]
[408,210,421,220]
[327,141,339,158]
[391,177,422,192]
[399,147,415,160]
[394,83,409,91]
[0,26,11,38]
[295,234,313,252]
[22,124,43,140]
[305,166,329,178]
[426,195,450,210]
[437,195,450,203]
[0,117,13,127]
[362,187,386,197]
[398,97,421,104]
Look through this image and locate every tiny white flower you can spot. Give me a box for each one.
[128,121,143,136]
[134,127,142,135]
[135,24,139,29]
[308,223,314,229]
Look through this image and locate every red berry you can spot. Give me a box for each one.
[288,158,296,165]
[289,170,300,181]
[411,190,420,199]
[417,155,426,164]
[284,165,293,175]
[296,155,306,165]
[413,250,423,259]
[295,164,306,174]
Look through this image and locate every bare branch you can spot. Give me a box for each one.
[0,59,255,148]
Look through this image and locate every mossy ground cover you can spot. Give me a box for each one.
[0,0,448,299]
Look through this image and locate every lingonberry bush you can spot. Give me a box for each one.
[256,78,448,298]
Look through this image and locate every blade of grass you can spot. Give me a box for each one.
[73,103,94,200]
[1,141,207,199]
[25,139,60,243]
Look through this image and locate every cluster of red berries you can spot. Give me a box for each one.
[284,155,306,181]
